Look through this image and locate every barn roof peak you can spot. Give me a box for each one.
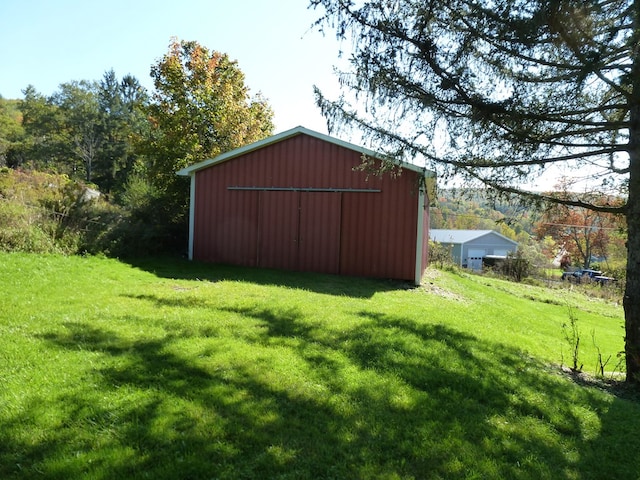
[176,126,435,177]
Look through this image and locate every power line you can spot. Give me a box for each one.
[540,222,621,231]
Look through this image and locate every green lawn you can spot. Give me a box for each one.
[0,253,638,479]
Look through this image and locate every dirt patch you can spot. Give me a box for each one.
[556,364,639,402]
[413,269,466,302]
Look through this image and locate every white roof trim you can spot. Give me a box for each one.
[176,126,435,177]
[429,229,518,246]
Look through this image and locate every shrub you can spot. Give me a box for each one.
[0,202,59,253]
[0,168,187,258]
[0,176,61,253]
[488,251,531,282]
[429,241,456,269]
[0,169,94,254]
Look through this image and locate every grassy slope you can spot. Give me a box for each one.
[0,253,638,479]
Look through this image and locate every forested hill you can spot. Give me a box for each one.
[430,189,539,241]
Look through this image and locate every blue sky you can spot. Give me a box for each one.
[0,0,344,133]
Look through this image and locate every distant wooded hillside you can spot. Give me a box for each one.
[430,189,539,241]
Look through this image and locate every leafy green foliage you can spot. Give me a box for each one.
[431,188,536,240]
[17,76,149,192]
[92,174,180,257]
[0,97,24,166]
[0,39,275,255]
[499,250,532,282]
[428,239,455,269]
[0,168,151,257]
[95,70,149,193]
[19,85,70,172]
[0,168,81,253]
[0,200,59,253]
[51,80,103,182]
[143,38,275,224]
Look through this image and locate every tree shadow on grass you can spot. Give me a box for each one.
[123,256,404,299]
[342,310,640,479]
[122,292,212,310]
[217,304,313,340]
[4,308,640,479]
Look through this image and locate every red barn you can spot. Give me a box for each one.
[176,126,436,284]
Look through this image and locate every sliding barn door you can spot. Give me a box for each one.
[298,192,341,274]
[257,191,299,270]
[257,191,342,274]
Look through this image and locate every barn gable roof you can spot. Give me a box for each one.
[429,229,518,246]
[176,126,435,179]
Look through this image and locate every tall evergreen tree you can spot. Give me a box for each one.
[311,0,640,385]
[97,70,149,192]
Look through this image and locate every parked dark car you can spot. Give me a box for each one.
[561,269,615,284]
[593,274,617,285]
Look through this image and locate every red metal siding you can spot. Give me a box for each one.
[257,191,299,270]
[299,192,342,274]
[192,133,424,281]
[339,173,418,280]
[193,180,259,266]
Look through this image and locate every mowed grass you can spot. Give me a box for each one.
[0,253,638,479]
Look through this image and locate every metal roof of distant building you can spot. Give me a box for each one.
[429,229,518,245]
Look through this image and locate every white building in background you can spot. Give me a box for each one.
[430,229,519,271]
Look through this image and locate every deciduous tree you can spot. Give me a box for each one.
[19,86,68,171]
[535,196,620,269]
[52,81,102,182]
[0,96,24,167]
[311,0,640,385]
[143,38,274,223]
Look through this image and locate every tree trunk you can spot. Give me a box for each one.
[624,156,640,385]
[625,136,640,384]
[624,0,640,386]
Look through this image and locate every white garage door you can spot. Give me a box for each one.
[467,249,485,270]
